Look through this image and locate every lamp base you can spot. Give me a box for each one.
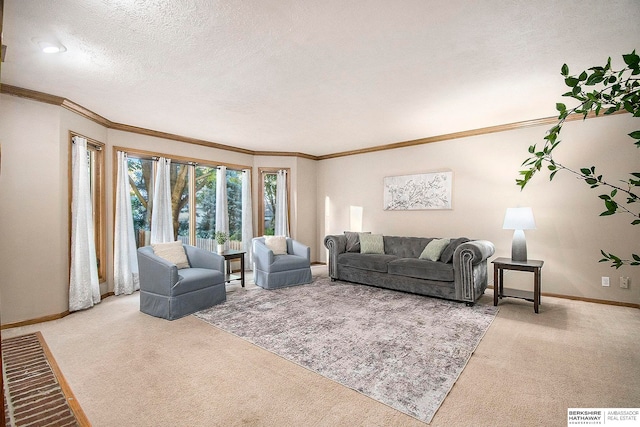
[511,229,528,262]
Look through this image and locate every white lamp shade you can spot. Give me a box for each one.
[503,207,536,230]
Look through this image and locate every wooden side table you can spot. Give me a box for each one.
[220,250,246,287]
[492,257,544,313]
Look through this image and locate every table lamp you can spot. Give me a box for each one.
[503,207,536,262]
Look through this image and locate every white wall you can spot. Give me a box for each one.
[0,96,67,322]
[317,113,640,304]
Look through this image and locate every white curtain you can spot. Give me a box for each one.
[69,136,101,312]
[241,169,254,267]
[275,169,289,237]
[114,151,140,295]
[215,166,229,249]
[150,157,174,244]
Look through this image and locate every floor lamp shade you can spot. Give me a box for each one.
[503,207,536,261]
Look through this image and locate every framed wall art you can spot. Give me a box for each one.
[383,171,453,211]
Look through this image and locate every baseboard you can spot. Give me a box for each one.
[1,311,70,330]
[1,291,116,330]
[488,286,639,309]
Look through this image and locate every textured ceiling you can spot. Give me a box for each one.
[2,0,639,156]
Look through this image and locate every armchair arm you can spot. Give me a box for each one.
[184,245,224,272]
[252,238,274,270]
[290,239,311,261]
[137,247,179,296]
[323,234,347,279]
[453,240,495,302]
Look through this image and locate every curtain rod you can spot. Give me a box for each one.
[148,157,246,172]
[71,136,102,150]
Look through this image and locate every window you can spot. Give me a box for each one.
[121,148,249,251]
[227,169,243,242]
[127,157,154,247]
[69,132,106,282]
[258,168,289,236]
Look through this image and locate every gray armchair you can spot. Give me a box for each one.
[252,237,313,289]
[137,244,226,320]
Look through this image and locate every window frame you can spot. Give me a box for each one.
[258,167,290,237]
[113,146,251,248]
[68,131,106,283]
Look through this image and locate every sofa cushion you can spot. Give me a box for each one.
[388,258,454,282]
[338,252,398,273]
[439,237,470,263]
[266,254,311,273]
[419,238,450,261]
[152,241,190,269]
[359,233,384,254]
[344,231,370,252]
[173,268,224,296]
[383,236,433,258]
[264,235,288,255]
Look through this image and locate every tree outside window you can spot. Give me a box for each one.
[126,154,245,251]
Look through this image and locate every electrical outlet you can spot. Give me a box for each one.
[620,277,630,289]
[602,276,610,287]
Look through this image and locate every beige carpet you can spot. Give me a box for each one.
[2,266,639,426]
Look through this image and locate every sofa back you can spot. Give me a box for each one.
[383,236,434,258]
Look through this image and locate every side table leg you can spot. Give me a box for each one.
[493,264,499,306]
[534,267,540,314]
[240,255,245,287]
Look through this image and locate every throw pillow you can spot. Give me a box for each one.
[419,238,451,262]
[359,233,384,254]
[344,231,370,252]
[264,235,288,255]
[439,237,470,263]
[152,240,190,269]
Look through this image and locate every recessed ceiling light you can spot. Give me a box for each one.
[32,38,67,54]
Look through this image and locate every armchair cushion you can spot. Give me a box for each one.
[267,254,312,273]
[151,240,190,269]
[173,268,225,296]
[264,235,288,255]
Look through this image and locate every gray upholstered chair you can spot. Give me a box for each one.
[137,244,226,320]
[252,237,313,289]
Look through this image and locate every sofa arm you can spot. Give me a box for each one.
[453,240,495,302]
[253,239,274,270]
[290,239,311,261]
[184,245,224,273]
[323,235,347,279]
[137,247,179,296]
[454,240,495,265]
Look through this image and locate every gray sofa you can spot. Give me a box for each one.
[324,234,495,305]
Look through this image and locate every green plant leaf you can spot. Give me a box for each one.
[561,64,569,76]
[565,77,580,87]
[623,52,640,68]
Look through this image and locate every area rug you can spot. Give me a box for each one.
[195,279,498,424]
[2,332,89,427]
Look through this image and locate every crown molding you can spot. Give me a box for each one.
[0,84,317,158]
[1,84,625,161]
